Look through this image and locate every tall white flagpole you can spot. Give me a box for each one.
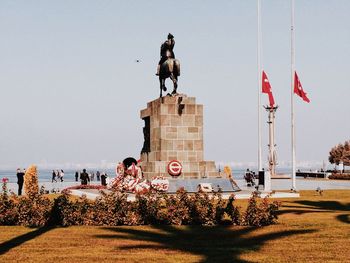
[257,0,262,172]
[291,0,297,190]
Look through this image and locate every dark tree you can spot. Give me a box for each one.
[329,140,350,171]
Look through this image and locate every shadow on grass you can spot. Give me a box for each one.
[337,214,350,224]
[95,225,314,263]
[279,200,350,224]
[0,226,54,255]
[296,200,349,212]
[278,207,327,215]
[298,200,350,224]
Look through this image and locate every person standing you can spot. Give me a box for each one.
[75,171,79,182]
[16,168,25,195]
[91,172,95,181]
[96,170,100,181]
[55,170,60,181]
[101,172,107,186]
[80,169,90,185]
[59,169,64,182]
[52,170,57,183]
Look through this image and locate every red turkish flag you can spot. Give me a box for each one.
[294,72,310,103]
[262,70,275,107]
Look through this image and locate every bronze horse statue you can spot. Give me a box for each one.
[159,58,180,98]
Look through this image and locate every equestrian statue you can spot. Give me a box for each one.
[156,33,181,98]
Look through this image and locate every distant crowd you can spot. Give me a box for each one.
[13,168,110,196]
[50,169,110,186]
[51,170,65,182]
[76,169,109,186]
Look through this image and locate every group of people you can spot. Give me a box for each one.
[13,168,110,196]
[244,169,257,187]
[75,170,109,186]
[51,169,65,183]
[16,168,26,195]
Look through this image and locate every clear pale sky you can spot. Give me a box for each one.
[0,0,349,169]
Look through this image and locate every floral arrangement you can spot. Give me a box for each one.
[122,175,140,192]
[109,162,151,193]
[109,161,172,194]
[150,176,169,192]
[115,162,125,177]
[134,181,150,194]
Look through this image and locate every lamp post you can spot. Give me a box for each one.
[264,105,278,192]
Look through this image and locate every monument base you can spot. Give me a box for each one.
[139,94,220,179]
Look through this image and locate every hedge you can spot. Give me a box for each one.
[328,173,350,180]
[0,181,280,227]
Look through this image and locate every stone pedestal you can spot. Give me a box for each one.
[140,94,219,179]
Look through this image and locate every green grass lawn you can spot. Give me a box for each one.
[0,190,349,262]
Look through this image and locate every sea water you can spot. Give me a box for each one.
[0,169,116,183]
[0,168,294,183]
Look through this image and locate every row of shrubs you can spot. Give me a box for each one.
[0,181,280,227]
[328,173,350,180]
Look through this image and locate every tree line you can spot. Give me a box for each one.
[329,140,350,170]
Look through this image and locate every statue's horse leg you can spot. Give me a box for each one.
[169,59,180,95]
[159,77,167,98]
[159,77,162,98]
[170,73,177,95]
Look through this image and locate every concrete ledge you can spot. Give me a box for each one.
[233,191,300,199]
[70,189,102,200]
[70,189,137,201]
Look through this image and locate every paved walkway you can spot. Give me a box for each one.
[235,178,350,191]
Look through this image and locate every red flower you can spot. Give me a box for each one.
[2,177,9,183]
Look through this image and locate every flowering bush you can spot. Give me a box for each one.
[329,173,350,180]
[135,192,165,224]
[1,178,9,195]
[24,165,39,198]
[0,179,52,227]
[162,188,191,225]
[2,178,9,184]
[52,191,133,226]
[0,178,18,225]
[54,194,94,226]
[184,190,216,225]
[16,192,52,227]
[0,183,280,227]
[243,192,280,226]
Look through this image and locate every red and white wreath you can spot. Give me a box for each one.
[135,181,151,194]
[150,176,169,192]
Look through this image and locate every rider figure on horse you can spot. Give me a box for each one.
[156,33,175,76]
